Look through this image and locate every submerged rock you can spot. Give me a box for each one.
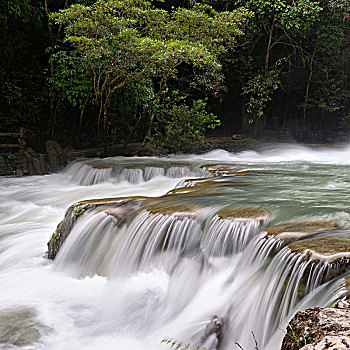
[265,220,336,244]
[0,308,48,347]
[166,187,218,196]
[281,307,350,350]
[200,164,256,177]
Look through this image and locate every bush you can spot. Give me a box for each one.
[146,91,220,154]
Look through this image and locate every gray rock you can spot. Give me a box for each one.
[39,154,48,174]
[16,149,28,174]
[281,307,350,350]
[300,335,350,349]
[46,140,67,172]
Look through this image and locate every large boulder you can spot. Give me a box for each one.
[46,140,67,172]
[281,307,350,350]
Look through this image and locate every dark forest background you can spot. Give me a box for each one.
[1,0,349,153]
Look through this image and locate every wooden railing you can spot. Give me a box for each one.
[0,128,26,150]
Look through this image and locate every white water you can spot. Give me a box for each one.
[1,144,350,350]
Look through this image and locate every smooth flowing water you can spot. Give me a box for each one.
[1,144,350,350]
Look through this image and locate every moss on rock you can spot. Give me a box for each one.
[47,203,93,259]
[218,207,270,221]
[289,237,350,259]
[148,203,202,218]
[265,220,336,244]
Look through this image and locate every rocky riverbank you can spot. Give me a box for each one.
[281,304,350,350]
[0,140,67,176]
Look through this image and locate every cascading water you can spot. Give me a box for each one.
[2,144,350,350]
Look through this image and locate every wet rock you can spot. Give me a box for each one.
[166,187,218,196]
[124,165,143,169]
[47,203,93,259]
[24,147,38,175]
[199,164,234,176]
[265,220,336,244]
[15,149,28,174]
[200,315,222,349]
[200,164,256,177]
[39,153,48,174]
[91,165,113,170]
[47,196,161,259]
[0,308,48,347]
[300,336,350,349]
[217,207,270,222]
[288,237,350,263]
[80,196,149,206]
[281,307,350,350]
[147,203,202,219]
[46,140,67,172]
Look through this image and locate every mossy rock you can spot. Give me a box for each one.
[148,203,202,218]
[124,165,143,170]
[170,163,190,168]
[79,196,150,206]
[0,308,47,347]
[181,177,216,186]
[288,237,350,262]
[200,164,256,177]
[47,196,161,259]
[91,165,113,170]
[47,203,93,259]
[265,220,337,243]
[218,207,270,221]
[145,163,165,168]
[180,177,247,189]
[165,187,218,196]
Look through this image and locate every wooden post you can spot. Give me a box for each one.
[19,127,26,150]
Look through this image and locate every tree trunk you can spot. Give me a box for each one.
[303,43,317,127]
[103,105,108,157]
[265,17,275,74]
[143,113,155,145]
[241,95,249,132]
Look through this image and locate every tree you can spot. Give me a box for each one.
[51,0,246,153]
[232,0,323,134]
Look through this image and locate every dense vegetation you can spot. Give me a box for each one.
[0,0,349,152]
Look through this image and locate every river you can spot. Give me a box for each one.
[1,144,350,350]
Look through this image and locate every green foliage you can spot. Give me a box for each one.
[48,48,95,109]
[146,91,220,154]
[50,0,245,144]
[243,70,281,119]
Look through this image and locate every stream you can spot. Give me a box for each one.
[1,144,350,350]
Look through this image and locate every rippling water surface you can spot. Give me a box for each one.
[1,144,350,350]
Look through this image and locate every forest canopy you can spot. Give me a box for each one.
[0,0,349,152]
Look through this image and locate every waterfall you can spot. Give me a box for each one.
[3,146,350,350]
[64,161,113,185]
[51,197,348,350]
[63,159,206,185]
